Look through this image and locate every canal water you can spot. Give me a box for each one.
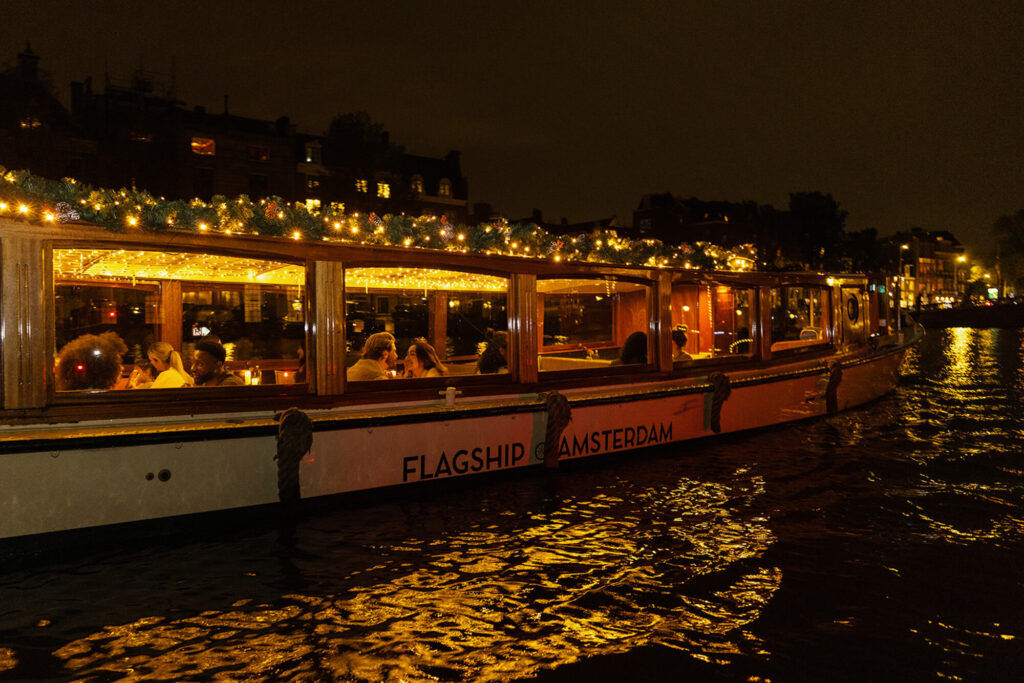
[1,329,1022,681]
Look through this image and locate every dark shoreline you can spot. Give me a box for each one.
[911,302,1024,328]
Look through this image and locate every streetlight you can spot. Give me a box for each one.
[954,255,966,306]
[898,243,909,303]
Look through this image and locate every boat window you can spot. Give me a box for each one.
[840,286,868,347]
[344,267,508,380]
[770,286,832,354]
[537,277,651,372]
[671,282,756,364]
[53,248,306,391]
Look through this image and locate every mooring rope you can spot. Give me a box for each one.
[709,371,732,433]
[540,391,572,469]
[825,362,843,415]
[275,407,313,504]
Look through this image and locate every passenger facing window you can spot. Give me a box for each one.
[770,286,832,354]
[53,248,306,391]
[671,282,756,364]
[538,277,651,372]
[343,267,509,381]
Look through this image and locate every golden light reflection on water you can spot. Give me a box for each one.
[51,480,779,681]
[0,647,15,673]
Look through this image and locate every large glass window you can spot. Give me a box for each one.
[53,248,305,391]
[344,267,508,381]
[538,278,651,372]
[671,281,756,364]
[770,286,832,354]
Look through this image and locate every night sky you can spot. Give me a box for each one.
[3,0,1022,255]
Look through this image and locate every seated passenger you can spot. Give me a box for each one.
[147,342,194,388]
[347,331,398,381]
[55,332,128,391]
[404,340,446,378]
[191,339,245,387]
[612,331,647,365]
[476,329,509,374]
[671,325,692,362]
[128,361,157,389]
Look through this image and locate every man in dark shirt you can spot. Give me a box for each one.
[191,339,245,387]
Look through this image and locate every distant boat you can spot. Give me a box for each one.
[0,215,922,545]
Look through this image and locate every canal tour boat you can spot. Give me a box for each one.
[0,185,920,545]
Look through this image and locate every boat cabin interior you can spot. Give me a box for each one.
[0,220,902,420]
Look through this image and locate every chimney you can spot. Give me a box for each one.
[17,42,39,81]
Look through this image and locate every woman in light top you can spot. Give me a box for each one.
[147,342,194,388]
[404,340,446,378]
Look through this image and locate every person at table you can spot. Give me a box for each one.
[191,339,245,387]
[128,361,158,389]
[55,332,128,391]
[147,341,194,388]
[347,331,398,381]
[404,340,447,378]
[612,331,647,365]
[671,325,692,362]
[476,329,508,374]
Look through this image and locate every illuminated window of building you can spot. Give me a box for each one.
[19,116,42,129]
[306,176,320,190]
[355,179,368,193]
[305,198,321,213]
[377,182,390,198]
[537,277,652,372]
[190,136,216,155]
[247,145,269,162]
[304,144,321,164]
[411,175,424,195]
[438,178,452,197]
[52,248,306,391]
[343,267,509,381]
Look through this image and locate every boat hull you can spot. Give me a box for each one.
[0,342,910,543]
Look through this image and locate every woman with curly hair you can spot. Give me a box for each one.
[55,332,128,391]
[147,341,194,388]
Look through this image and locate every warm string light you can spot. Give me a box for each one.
[53,248,305,286]
[0,168,759,271]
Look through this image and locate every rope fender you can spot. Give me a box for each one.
[275,407,313,504]
[539,391,572,469]
[708,371,731,433]
[825,362,843,415]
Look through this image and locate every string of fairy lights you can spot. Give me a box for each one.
[0,166,758,270]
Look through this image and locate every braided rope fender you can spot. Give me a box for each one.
[825,362,843,415]
[275,407,313,504]
[704,372,732,433]
[539,391,572,469]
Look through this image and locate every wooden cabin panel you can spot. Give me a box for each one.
[614,289,648,347]
[2,234,49,409]
[314,260,346,395]
[511,273,538,384]
[159,280,183,350]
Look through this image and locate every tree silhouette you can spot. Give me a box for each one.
[993,209,1024,292]
[786,192,847,270]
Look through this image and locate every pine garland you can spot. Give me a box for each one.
[0,166,757,270]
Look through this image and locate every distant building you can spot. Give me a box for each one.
[632,192,766,252]
[883,228,966,308]
[0,48,469,222]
